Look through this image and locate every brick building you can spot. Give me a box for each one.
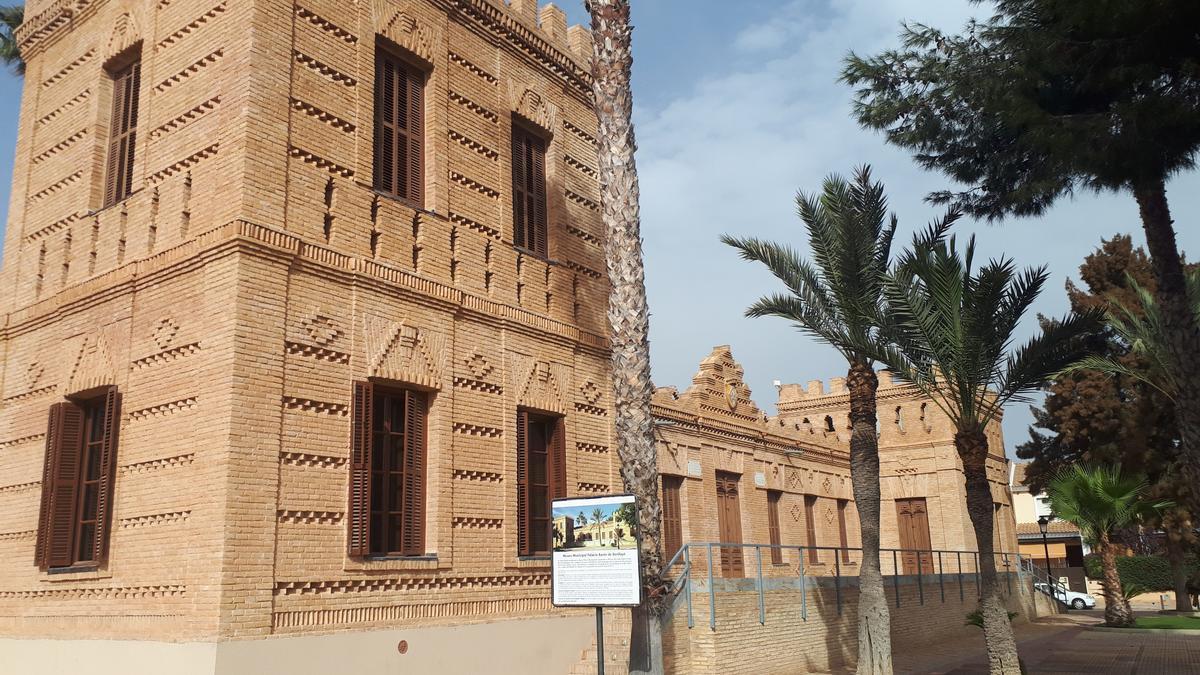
[0,0,1017,671]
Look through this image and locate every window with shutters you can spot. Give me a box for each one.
[346,382,427,558]
[837,499,851,563]
[511,122,548,258]
[516,410,565,557]
[35,387,121,570]
[804,494,819,565]
[661,475,683,561]
[104,55,141,207]
[766,490,782,565]
[372,45,425,207]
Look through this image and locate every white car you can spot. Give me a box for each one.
[1034,582,1097,609]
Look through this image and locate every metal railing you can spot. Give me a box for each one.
[1018,555,1073,610]
[661,542,1027,630]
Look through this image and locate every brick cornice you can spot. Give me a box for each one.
[432,0,593,100]
[651,403,850,469]
[0,220,610,356]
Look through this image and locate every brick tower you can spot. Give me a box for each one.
[0,1,617,671]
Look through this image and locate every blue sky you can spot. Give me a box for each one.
[3,0,1199,456]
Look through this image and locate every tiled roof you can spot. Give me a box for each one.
[1016,520,1080,537]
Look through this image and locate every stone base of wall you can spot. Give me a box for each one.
[664,572,1052,674]
[0,614,594,675]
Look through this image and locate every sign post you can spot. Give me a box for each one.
[551,494,641,675]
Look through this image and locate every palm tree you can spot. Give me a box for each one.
[873,233,1101,674]
[1068,271,1200,612]
[1045,464,1170,627]
[723,166,946,674]
[0,5,23,76]
[585,2,663,673]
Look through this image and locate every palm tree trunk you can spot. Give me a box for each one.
[586,2,663,674]
[1132,178,1200,506]
[957,430,1021,675]
[1167,536,1191,613]
[846,361,893,674]
[1097,531,1135,626]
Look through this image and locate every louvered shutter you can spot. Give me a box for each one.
[35,404,65,568]
[516,410,529,556]
[404,66,424,208]
[550,417,566,501]
[767,491,782,565]
[511,131,528,249]
[347,381,373,557]
[400,390,426,556]
[91,386,121,565]
[373,55,397,198]
[530,136,547,257]
[104,60,140,207]
[47,402,84,568]
[661,476,682,562]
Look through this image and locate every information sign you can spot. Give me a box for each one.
[550,494,641,607]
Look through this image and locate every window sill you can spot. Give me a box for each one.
[512,245,557,265]
[345,555,445,573]
[507,556,551,570]
[44,565,111,582]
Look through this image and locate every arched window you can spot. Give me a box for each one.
[895,406,905,432]
[824,415,835,433]
[801,417,812,433]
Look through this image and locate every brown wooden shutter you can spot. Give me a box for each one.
[511,130,529,250]
[347,381,373,557]
[804,495,818,565]
[105,60,140,207]
[767,491,782,565]
[35,404,65,568]
[91,386,121,565]
[400,390,426,556]
[516,410,529,556]
[373,54,397,198]
[550,417,566,501]
[43,402,84,568]
[404,66,424,208]
[530,135,547,257]
[837,499,851,563]
[373,51,423,207]
[661,476,683,562]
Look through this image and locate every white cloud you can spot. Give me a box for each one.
[634,0,1200,453]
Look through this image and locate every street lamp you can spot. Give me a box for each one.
[1037,515,1053,581]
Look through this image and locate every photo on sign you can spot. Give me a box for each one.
[552,499,637,552]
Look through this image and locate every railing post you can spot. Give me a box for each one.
[685,545,694,629]
[892,549,901,608]
[917,551,924,605]
[1004,554,1012,596]
[756,546,765,626]
[957,551,964,602]
[834,552,842,616]
[706,544,715,631]
[937,550,945,603]
[974,553,981,599]
[799,545,808,622]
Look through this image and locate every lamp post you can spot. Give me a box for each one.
[1037,515,1053,581]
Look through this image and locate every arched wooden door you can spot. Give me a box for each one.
[715,471,744,578]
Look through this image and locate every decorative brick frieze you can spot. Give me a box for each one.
[284,340,350,364]
[272,596,552,630]
[274,574,550,596]
[0,481,40,494]
[289,98,356,133]
[295,5,358,44]
[451,517,502,529]
[39,48,96,89]
[281,396,348,416]
[153,50,224,92]
[156,2,227,50]
[451,376,502,394]
[119,453,195,475]
[449,90,500,123]
[293,51,357,86]
[0,586,188,600]
[288,146,355,178]
[277,510,344,525]
[125,397,198,421]
[576,442,608,454]
[452,422,503,438]
[448,51,498,85]
[119,510,191,529]
[280,452,347,469]
[150,97,222,139]
[452,469,503,483]
[130,342,202,369]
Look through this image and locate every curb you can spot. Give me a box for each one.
[1087,625,1200,636]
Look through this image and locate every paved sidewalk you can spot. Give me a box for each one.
[888,612,1200,674]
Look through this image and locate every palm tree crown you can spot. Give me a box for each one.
[1046,464,1169,545]
[876,232,1103,432]
[722,166,931,363]
[1071,270,1200,401]
[0,5,24,76]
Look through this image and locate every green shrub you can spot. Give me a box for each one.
[1083,554,1200,592]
